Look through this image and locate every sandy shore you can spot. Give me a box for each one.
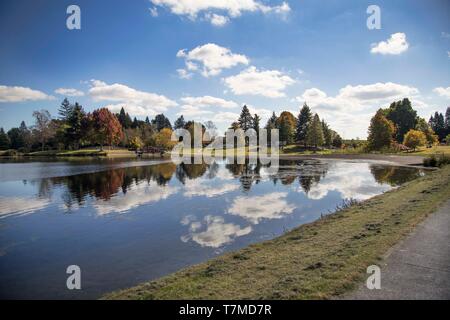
[280,153,425,167]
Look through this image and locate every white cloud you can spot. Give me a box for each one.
[177,69,193,79]
[177,105,213,117]
[224,66,295,98]
[0,85,55,103]
[181,95,238,109]
[183,180,239,198]
[371,32,409,55]
[149,6,158,17]
[177,43,249,77]
[295,82,421,138]
[300,162,392,201]
[228,192,296,224]
[88,80,177,117]
[0,196,51,219]
[181,215,252,248]
[150,0,290,25]
[206,13,229,26]
[55,88,84,97]
[433,86,450,98]
[93,182,178,215]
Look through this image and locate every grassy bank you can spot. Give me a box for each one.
[105,165,450,300]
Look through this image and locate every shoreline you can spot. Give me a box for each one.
[280,153,425,167]
[104,165,450,300]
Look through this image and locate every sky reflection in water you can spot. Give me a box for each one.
[0,159,425,299]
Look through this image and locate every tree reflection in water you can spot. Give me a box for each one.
[32,159,425,212]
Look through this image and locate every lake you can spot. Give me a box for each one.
[0,158,426,299]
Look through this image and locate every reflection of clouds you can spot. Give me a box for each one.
[228,192,296,224]
[302,162,391,200]
[183,179,239,198]
[93,182,178,215]
[181,215,251,248]
[0,196,51,218]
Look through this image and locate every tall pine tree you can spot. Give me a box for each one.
[306,114,324,148]
[296,103,312,145]
[238,105,253,131]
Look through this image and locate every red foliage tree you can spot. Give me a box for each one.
[92,108,124,149]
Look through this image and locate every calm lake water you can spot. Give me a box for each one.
[0,158,425,299]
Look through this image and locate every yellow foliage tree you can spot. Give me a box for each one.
[154,128,176,150]
[129,136,143,150]
[403,129,426,151]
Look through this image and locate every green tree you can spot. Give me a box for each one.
[385,98,417,143]
[174,115,186,129]
[445,107,450,136]
[296,103,312,145]
[0,128,10,150]
[429,111,446,141]
[66,103,86,149]
[58,98,73,120]
[321,120,332,147]
[403,129,426,151]
[152,114,172,131]
[367,109,395,150]
[306,114,324,148]
[252,113,261,144]
[238,105,253,131]
[332,134,343,148]
[7,128,24,150]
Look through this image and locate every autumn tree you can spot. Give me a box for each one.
[92,108,124,149]
[416,117,438,146]
[276,111,296,144]
[403,129,426,151]
[130,136,144,150]
[367,109,395,150]
[296,103,312,145]
[154,128,176,149]
[306,114,324,148]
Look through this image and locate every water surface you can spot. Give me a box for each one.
[0,158,425,299]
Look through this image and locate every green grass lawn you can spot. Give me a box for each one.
[105,165,450,300]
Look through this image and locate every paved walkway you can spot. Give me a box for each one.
[345,200,450,300]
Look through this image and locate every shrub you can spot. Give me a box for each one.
[423,154,450,167]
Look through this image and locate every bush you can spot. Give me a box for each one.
[423,154,450,167]
[0,149,19,157]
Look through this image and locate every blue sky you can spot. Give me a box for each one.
[0,0,449,138]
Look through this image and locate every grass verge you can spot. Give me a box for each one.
[105,165,450,300]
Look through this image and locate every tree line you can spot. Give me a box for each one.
[367,98,450,151]
[230,104,343,148]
